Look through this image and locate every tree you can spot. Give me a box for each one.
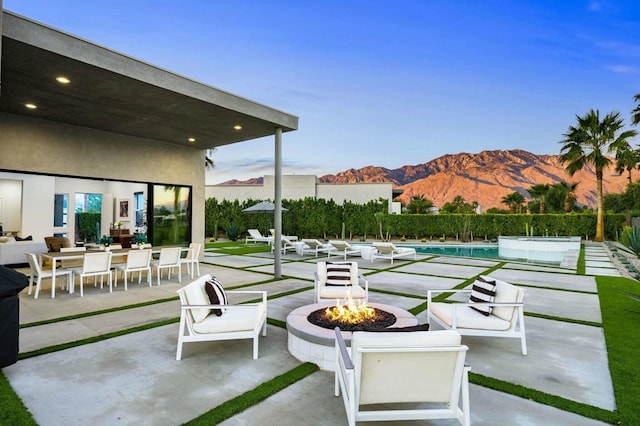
[440,195,477,214]
[527,184,550,213]
[501,192,525,213]
[205,148,216,169]
[615,145,640,183]
[632,93,640,126]
[405,194,434,214]
[559,109,638,241]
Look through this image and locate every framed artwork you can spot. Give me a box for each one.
[117,198,131,221]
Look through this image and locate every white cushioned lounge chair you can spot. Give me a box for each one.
[176,273,267,360]
[334,327,470,426]
[327,240,365,260]
[371,242,416,264]
[245,229,272,245]
[300,239,334,257]
[427,275,527,354]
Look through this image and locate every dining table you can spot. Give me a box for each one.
[39,246,190,298]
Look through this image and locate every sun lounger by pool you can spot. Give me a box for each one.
[327,240,365,260]
[371,242,416,264]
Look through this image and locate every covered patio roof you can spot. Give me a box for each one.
[0,10,298,148]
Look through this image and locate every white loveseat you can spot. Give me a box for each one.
[0,236,47,265]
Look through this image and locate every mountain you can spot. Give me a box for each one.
[318,149,630,210]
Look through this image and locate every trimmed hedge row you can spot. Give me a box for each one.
[205,197,626,240]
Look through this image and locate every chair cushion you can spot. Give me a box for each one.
[468,276,496,316]
[430,302,511,331]
[491,278,521,321]
[192,303,266,333]
[183,279,211,323]
[325,262,352,286]
[319,285,366,300]
[204,276,228,316]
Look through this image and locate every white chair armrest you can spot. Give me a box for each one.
[334,327,354,370]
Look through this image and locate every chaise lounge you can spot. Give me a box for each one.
[370,242,416,264]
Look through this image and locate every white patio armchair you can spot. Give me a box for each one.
[427,275,527,354]
[271,236,298,255]
[176,273,267,360]
[371,242,416,264]
[151,247,182,285]
[114,249,152,290]
[334,327,471,426]
[314,261,368,303]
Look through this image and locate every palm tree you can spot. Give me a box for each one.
[632,93,640,126]
[501,192,525,213]
[559,109,638,241]
[549,181,579,213]
[405,194,434,214]
[527,184,550,213]
[615,145,640,183]
[205,148,216,169]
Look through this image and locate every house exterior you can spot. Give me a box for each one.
[0,8,298,251]
[206,175,403,213]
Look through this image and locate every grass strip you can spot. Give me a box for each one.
[0,371,37,426]
[577,244,586,275]
[184,362,319,425]
[20,296,179,328]
[524,311,602,328]
[267,317,286,329]
[597,275,640,425]
[469,372,621,424]
[18,317,179,360]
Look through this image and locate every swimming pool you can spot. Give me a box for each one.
[398,240,574,265]
[399,244,501,260]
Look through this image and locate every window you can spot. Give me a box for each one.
[54,194,68,227]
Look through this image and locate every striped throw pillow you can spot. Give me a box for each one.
[469,276,496,316]
[204,276,228,316]
[325,262,353,286]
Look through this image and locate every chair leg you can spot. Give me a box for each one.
[34,276,42,299]
[124,271,128,291]
[79,276,84,297]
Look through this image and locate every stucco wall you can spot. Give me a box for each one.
[0,112,205,245]
[205,174,395,212]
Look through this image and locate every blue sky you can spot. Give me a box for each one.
[5,1,640,184]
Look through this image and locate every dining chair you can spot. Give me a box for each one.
[60,246,86,269]
[71,251,113,297]
[180,243,201,279]
[25,252,72,299]
[114,249,152,290]
[151,247,182,285]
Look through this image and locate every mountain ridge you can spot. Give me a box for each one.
[220,149,629,210]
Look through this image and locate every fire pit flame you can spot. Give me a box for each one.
[323,291,377,324]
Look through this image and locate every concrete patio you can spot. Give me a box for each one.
[3,243,619,425]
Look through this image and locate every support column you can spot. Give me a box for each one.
[274,128,283,278]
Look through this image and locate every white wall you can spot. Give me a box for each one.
[0,173,55,240]
[0,178,22,232]
[206,174,397,212]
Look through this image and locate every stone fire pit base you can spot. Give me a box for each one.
[286,302,417,371]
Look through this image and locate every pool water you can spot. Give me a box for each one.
[405,245,500,260]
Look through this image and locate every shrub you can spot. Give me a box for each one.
[620,226,640,256]
[226,222,240,241]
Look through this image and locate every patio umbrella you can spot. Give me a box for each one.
[242,201,288,213]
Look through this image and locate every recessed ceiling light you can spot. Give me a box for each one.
[234,125,242,130]
[25,103,38,109]
[188,137,196,142]
[56,76,71,84]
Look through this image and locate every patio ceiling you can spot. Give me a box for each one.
[0,11,298,149]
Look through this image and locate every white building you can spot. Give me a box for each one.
[206,175,403,214]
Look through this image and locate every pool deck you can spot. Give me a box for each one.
[2,242,625,425]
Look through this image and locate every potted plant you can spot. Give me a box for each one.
[99,235,113,251]
[133,233,148,248]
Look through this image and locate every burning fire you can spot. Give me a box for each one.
[324,291,376,324]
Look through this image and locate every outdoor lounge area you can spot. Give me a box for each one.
[2,241,635,425]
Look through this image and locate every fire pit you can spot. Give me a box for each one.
[307,305,396,331]
[286,301,417,371]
